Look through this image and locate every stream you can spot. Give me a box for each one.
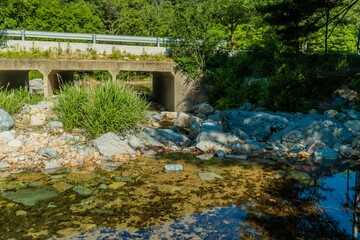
[0,154,359,240]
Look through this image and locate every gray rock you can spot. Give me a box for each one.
[353,137,360,149]
[164,164,183,173]
[0,162,10,169]
[0,109,14,132]
[176,111,192,129]
[334,87,359,102]
[236,143,265,156]
[225,155,249,160]
[2,189,57,206]
[139,131,163,147]
[345,109,360,120]
[0,131,15,140]
[196,153,214,161]
[201,119,222,132]
[339,145,352,157]
[351,149,360,158]
[214,150,227,159]
[269,115,353,150]
[332,97,348,107]
[93,132,135,156]
[195,130,239,152]
[73,186,92,196]
[143,128,190,146]
[127,135,145,149]
[314,147,338,161]
[221,111,290,140]
[142,149,158,157]
[146,112,162,121]
[196,172,223,181]
[44,161,63,170]
[191,102,214,115]
[336,112,346,122]
[344,120,360,134]
[38,148,57,158]
[207,114,220,121]
[306,140,327,154]
[324,109,338,118]
[233,128,250,140]
[29,78,44,94]
[45,121,63,130]
[99,163,122,171]
[285,171,312,182]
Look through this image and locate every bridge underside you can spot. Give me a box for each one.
[0,59,206,111]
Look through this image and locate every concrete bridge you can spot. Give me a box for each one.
[0,59,205,111]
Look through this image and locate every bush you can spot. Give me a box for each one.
[0,88,43,115]
[53,81,150,137]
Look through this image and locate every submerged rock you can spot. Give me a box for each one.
[196,172,223,181]
[2,189,58,206]
[72,186,92,196]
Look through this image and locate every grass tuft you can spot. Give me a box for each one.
[53,81,150,137]
[0,88,43,115]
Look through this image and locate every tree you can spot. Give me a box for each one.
[215,0,251,49]
[172,0,225,73]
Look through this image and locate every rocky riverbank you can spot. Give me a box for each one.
[0,87,359,177]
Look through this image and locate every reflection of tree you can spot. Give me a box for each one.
[238,177,350,239]
[353,169,360,239]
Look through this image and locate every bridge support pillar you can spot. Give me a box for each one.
[0,70,29,90]
[40,70,74,97]
[108,70,119,82]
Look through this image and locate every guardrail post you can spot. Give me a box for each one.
[92,34,96,45]
[21,30,25,41]
[157,37,160,47]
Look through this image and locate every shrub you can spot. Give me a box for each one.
[0,88,43,115]
[53,81,150,137]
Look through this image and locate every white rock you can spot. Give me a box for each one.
[30,113,46,126]
[8,139,23,147]
[0,131,15,141]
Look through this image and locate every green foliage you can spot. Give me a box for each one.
[28,70,43,80]
[53,81,150,137]
[0,88,43,115]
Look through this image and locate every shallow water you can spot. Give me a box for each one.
[0,156,359,240]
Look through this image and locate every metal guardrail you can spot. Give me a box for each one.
[0,29,182,47]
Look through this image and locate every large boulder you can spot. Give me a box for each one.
[142,128,190,147]
[235,143,265,156]
[29,78,44,94]
[269,115,353,150]
[0,109,14,132]
[344,120,360,135]
[93,132,135,156]
[195,130,239,152]
[220,111,291,140]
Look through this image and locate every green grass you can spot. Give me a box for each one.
[53,81,150,137]
[0,87,43,115]
[0,46,172,62]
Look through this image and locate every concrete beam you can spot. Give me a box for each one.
[0,59,206,111]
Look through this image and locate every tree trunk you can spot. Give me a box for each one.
[231,30,235,50]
